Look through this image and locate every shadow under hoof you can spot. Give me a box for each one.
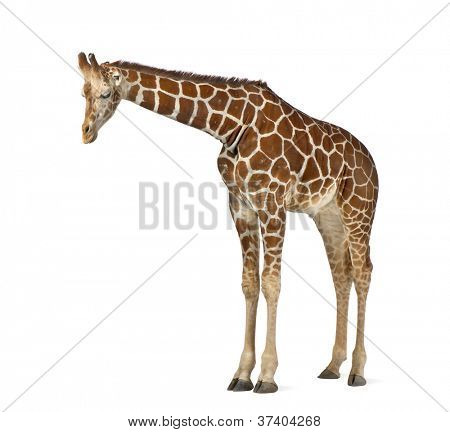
[227,378,254,391]
[348,374,366,387]
[253,380,278,394]
[318,369,340,379]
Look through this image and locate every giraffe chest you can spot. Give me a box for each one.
[217,146,341,216]
[217,147,292,210]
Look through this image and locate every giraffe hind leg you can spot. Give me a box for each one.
[313,201,352,380]
[347,233,373,387]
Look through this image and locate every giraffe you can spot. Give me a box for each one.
[78,52,378,392]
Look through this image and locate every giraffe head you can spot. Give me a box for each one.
[78,52,123,143]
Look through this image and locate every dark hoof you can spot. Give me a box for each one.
[253,380,278,394]
[318,369,339,379]
[348,374,366,387]
[233,379,254,392]
[227,378,238,391]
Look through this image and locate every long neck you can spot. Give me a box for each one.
[117,66,263,145]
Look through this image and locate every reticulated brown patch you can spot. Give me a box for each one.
[128,84,140,101]
[160,78,180,95]
[271,158,290,182]
[191,100,208,129]
[199,84,214,98]
[177,98,195,123]
[281,102,293,116]
[260,134,282,159]
[241,236,251,251]
[366,184,375,201]
[263,102,283,122]
[275,188,285,205]
[243,103,256,122]
[342,180,355,201]
[288,112,305,129]
[228,99,245,119]
[293,130,313,155]
[342,203,353,215]
[266,200,278,216]
[245,84,261,93]
[157,92,175,115]
[218,117,238,136]
[181,81,197,98]
[250,151,272,171]
[277,116,293,139]
[322,136,334,153]
[141,90,155,110]
[329,151,343,176]
[140,73,156,88]
[235,218,247,235]
[354,185,367,198]
[259,211,268,223]
[335,142,344,154]
[262,90,278,103]
[302,115,315,127]
[236,161,249,180]
[249,94,263,106]
[285,142,304,172]
[344,144,356,167]
[265,236,280,248]
[239,128,258,157]
[319,121,333,135]
[267,217,282,232]
[314,148,328,176]
[208,113,223,131]
[349,194,365,210]
[355,151,364,168]
[354,167,367,185]
[331,132,346,143]
[340,128,352,142]
[309,124,324,145]
[229,88,247,98]
[302,157,320,181]
[249,172,271,189]
[255,111,275,134]
[323,177,333,189]
[217,157,234,183]
[309,179,323,194]
[127,70,138,82]
[209,91,229,111]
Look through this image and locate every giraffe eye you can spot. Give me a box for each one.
[100,91,111,99]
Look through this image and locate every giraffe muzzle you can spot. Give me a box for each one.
[82,131,98,144]
[82,122,98,144]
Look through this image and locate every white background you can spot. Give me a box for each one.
[0,0,449,430]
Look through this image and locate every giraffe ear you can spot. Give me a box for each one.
[112,71,122,86]
[78,52,90,75]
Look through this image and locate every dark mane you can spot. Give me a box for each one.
[108,60,268,88]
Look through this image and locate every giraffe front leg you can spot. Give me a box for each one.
[227,196,260,392]
[313,207,352,379]
[253,207,286,394]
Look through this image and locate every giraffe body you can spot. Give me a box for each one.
[78,53,378,391]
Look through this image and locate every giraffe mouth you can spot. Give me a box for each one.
[82,131,98,144]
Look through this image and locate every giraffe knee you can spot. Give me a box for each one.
[242,270,259,299]
[261,272,280,302]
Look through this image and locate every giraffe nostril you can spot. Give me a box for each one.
[83,124,90,134]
